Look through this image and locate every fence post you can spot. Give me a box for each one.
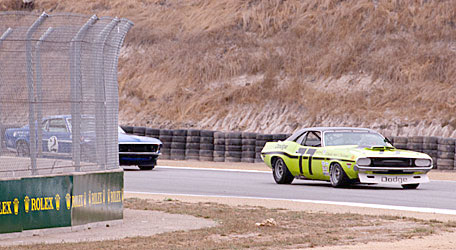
[0,27,13,156]
[70,15,98,171]
[26,12,48,174]
[93,18,119,170]
[35,27,54,158]
[103,19,133,169]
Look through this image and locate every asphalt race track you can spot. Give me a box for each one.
[124,166,456,213]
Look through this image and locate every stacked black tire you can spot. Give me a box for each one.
[200,130,215,162]
[213,132,225,162]
[225,132,242,162]
[273,133,289,142]
[241,132,257,163]
[392,136,407,149]
[120,125,134,134]
[407,136,423,152]
[437,138,455,170]
[170,130,186,160]
[145,128,160,139]
[422,136,438,169]
[132,126,146,136]
[185,129,200,160]
[255,134,273,163]
[158,129,173,159]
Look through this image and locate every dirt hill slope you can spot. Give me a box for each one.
[2,0,456,137]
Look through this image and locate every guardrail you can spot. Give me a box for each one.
[121,126,456,170]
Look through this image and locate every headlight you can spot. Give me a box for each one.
[415,159,431,167]
[357,158,371,166]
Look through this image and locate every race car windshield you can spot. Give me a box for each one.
[324,132,391,147]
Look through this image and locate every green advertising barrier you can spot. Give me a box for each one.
[21,175,73,230]
[0,178,22,234]
[0,170,123,234]
[72,171,123,226]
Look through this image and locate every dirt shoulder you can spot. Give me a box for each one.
[157,159,456,181]
[0,209,217,247]
[125,193,456,250]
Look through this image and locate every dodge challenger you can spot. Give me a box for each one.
[261,127,433,189]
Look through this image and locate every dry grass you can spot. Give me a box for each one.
[6,198,455,250]
[2,0,456,136]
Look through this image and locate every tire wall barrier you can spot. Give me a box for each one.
[0,170,123,234]
[121,126,455,170]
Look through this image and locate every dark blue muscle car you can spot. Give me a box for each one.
[4,115,162,170]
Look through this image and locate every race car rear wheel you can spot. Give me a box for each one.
[273,158,294,184]
[330,163,349,188]
[401,183,419,189]
[16,141,29,157]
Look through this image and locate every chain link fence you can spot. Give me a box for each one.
[0,11,133,177]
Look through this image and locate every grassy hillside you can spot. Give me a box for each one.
[2,0,456,137]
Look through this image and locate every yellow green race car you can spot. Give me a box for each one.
[261,127,433,189]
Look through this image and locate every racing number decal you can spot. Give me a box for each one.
[296,148,307,174]
[306,148,317,175]
[48,136,59,153]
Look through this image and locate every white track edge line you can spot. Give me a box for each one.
[156,165,270,173]
[154,166,456,182]
[125,191,456,215]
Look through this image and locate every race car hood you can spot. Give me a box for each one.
[118,133,162,144]
[343,145,431,160]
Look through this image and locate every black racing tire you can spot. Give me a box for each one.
[145,128,160,137]
[225,138,242,145]
[16,141,29,157]
[200,130,214,137]
[200,143,214,150]
[138,165,154,170]
[186,142,200,150]
[133,126,146,136]
[241,132,257,139]
[226,132,242,139]
[214,132,225,139]
[187,129,201,136]
[186,136,201,143]
[330,163,350,188]
[401,183,420,189]
[200,137,213,144]
[272,158,294,184]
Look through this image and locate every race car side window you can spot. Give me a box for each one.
[303,131,321,147]
[296,132,308,145]
[42,120,49,131]
[48,118,68,133]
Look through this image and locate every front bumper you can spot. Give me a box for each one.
[358,172,429,185]
[119,153,160,166]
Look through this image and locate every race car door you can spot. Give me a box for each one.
[295,131,323,179]
[42,117,72,156]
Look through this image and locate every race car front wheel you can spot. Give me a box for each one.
[401,183,419,189]
[273,158,294,184]
[138,165,154,170]
[330,163,350,188]
[16,141,29,157]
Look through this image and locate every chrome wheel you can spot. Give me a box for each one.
[330,165,341,183]
[274,160,284,180]
[272,158,294,184]
[330,163,349,188]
